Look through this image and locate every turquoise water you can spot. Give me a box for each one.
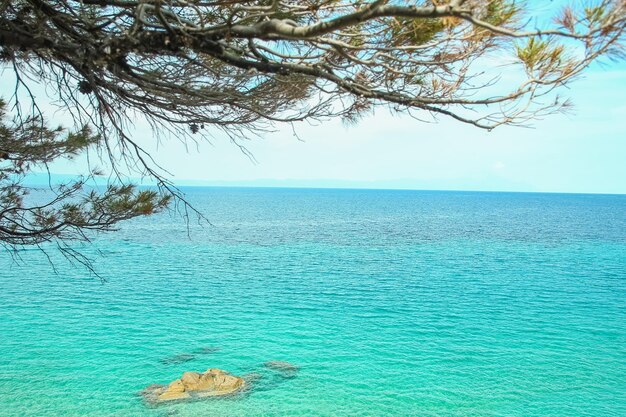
[1,188,625,416]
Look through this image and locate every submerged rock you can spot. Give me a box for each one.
[159,347,219,365]
[264,361,300,378]
[140,384,166,399]
[241,372,263,385]
[159,353,195,365]
[192,346,220,355]
[143,369,245,404]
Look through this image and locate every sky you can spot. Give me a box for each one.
[4,2,626,194]
[34,62,625,195]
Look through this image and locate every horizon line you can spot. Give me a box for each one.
[171,183,626,196]
[23,172,626,196]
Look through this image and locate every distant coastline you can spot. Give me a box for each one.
[23,171,626,195]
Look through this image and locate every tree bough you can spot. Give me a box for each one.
[0,0,624,268]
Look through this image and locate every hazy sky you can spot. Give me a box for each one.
[3,3,626,194]
[40,62,625,194]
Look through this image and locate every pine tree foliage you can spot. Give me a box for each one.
[0,100,170,267]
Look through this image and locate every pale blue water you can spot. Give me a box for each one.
[1,188,625,416]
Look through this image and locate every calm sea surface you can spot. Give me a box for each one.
[1,188,625,416]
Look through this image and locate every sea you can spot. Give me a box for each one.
[0,188,625,416]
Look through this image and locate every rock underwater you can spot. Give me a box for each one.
[159,353,195,365]
[159,346,220,365]
[142,369,245,404]
[264,361,300,378]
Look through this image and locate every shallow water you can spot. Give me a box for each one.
[1,188,625,416]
